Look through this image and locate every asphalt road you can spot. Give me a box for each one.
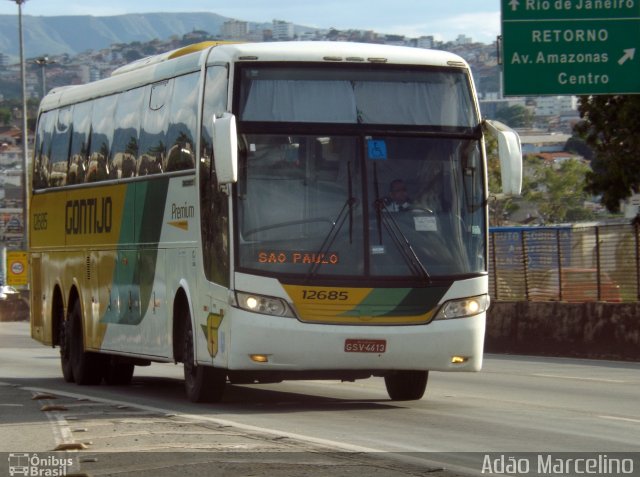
[1,321,639,476]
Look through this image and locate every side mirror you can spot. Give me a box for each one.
[484,119,523,196]
[212,112,238,184]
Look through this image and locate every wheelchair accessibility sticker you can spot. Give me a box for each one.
[367,139,387,160]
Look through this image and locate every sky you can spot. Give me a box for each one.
[0,1,502,44]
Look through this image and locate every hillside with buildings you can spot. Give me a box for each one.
[0,15,580,126]
[0,15,623,259]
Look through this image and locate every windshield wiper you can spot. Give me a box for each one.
[372,163,431,282]
[306,162,357,280]
[379,207,432,282]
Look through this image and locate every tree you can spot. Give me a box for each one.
[564,135,594,161]
[494,104,534,128]
[574,95,640,212]
[524,156,594,224]
[0,107,11,126]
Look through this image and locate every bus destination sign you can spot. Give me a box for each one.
[501,0,640,95]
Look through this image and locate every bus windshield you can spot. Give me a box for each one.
[235,65,485,280]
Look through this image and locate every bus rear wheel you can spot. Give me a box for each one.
[69,300,104,385]
[59,318,74,383]
[384,370,428,401]
[183,316,225,402]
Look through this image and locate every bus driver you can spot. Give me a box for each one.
[384,179,412,212]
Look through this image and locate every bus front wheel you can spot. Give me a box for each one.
[384,370,428,401]
[183,317,226,402]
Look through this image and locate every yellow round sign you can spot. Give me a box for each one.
[6,251,28,286]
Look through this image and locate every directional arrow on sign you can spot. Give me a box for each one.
[509,0,520,12]
[618,48,636,66]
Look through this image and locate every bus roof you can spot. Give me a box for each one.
[208,41,468,68]
[38,41,470,113]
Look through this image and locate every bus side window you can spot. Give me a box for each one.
[87,96,116,183]
[33,110,54,190]
[165,72,198,172]
[200,65,230,287]
[139,80,171,176]
[68,101,92,185]
[48,107,72,187]
[111,87,144,179]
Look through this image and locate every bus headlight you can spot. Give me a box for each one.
[235,291,296,318]
[434,295,490,320]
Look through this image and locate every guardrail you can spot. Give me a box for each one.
[489,223,640,303]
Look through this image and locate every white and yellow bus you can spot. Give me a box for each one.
[30,41,522,402]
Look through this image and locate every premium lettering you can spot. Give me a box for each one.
[172,202,195,220]
[65,197,112,235]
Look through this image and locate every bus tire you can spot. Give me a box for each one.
[104,360,135,385]
[59,318,74,383]
[183,316,225,402]
[69,300,104,385]
[384,370,428,401]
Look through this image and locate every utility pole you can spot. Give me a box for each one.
[9,0,29,251]
[35,56,55,98]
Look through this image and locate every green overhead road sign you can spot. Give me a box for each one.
[501,0,640,95]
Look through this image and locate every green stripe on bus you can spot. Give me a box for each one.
[341,287,448,318]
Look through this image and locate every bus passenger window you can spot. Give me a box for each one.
[47,107,72,187]
[165,72,198,172]
[139,80,172,176]
[68,101,92,185]
[88,96,116,182]
[111,88,143,179]
[33,110,55,189]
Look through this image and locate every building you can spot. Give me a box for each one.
[534,96,578,117]
[416,36,436,49]
[624,194,640,219]
[455,34,473,45]
[221,20,249,40]
[272,20,294,41]
[0,127,23,148]
[518,131,571,154]
[479,97,527,118]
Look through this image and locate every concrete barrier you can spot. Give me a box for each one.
[486,302,640,361]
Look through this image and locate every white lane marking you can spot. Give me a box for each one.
[33,391,76,446]
[599,415,640,424]
[531,373,627,384]
[22,386,400,454]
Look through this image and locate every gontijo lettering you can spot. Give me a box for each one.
[65,197,112,235]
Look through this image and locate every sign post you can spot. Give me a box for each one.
[6,250,28,287]
[501,0,640,95]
